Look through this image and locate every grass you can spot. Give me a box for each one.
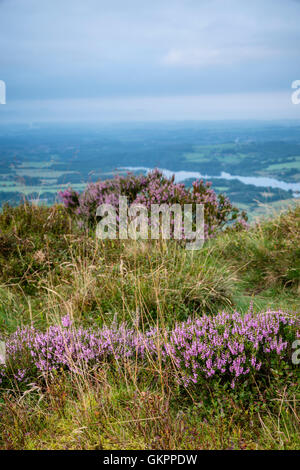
[1,365,299,450]
[0,201,299,450]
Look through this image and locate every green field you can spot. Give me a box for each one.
[1,122,300,218]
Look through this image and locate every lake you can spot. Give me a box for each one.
[121,167,300,198]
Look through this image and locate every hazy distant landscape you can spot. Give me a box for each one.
[1,120,300,218]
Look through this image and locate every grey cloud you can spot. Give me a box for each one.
[0,0,299,119]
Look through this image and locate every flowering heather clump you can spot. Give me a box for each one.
[0,310,297,389]
[59,169,247,238]
[230,218,250,232]
[58,188,79,210]
[165,310,297,388]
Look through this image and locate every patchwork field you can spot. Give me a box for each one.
[1,121,300,218]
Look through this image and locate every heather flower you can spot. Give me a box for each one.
[61,314,72,328]
[58,188,79,209]
[1,309,297,390]
[58,169,244,238]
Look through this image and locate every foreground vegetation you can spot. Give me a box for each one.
[0,200,299,450]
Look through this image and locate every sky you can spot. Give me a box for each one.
[0,0,300,122]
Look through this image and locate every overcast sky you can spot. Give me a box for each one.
[0,0,300,121]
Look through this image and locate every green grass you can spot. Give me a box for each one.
[0,201,299,449]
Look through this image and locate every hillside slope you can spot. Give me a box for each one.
[0,201,299,450]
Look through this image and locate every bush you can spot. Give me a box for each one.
[59,169,247,238]
[1,309,297,392]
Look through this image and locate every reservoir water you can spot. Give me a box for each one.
[120,167,300,198]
